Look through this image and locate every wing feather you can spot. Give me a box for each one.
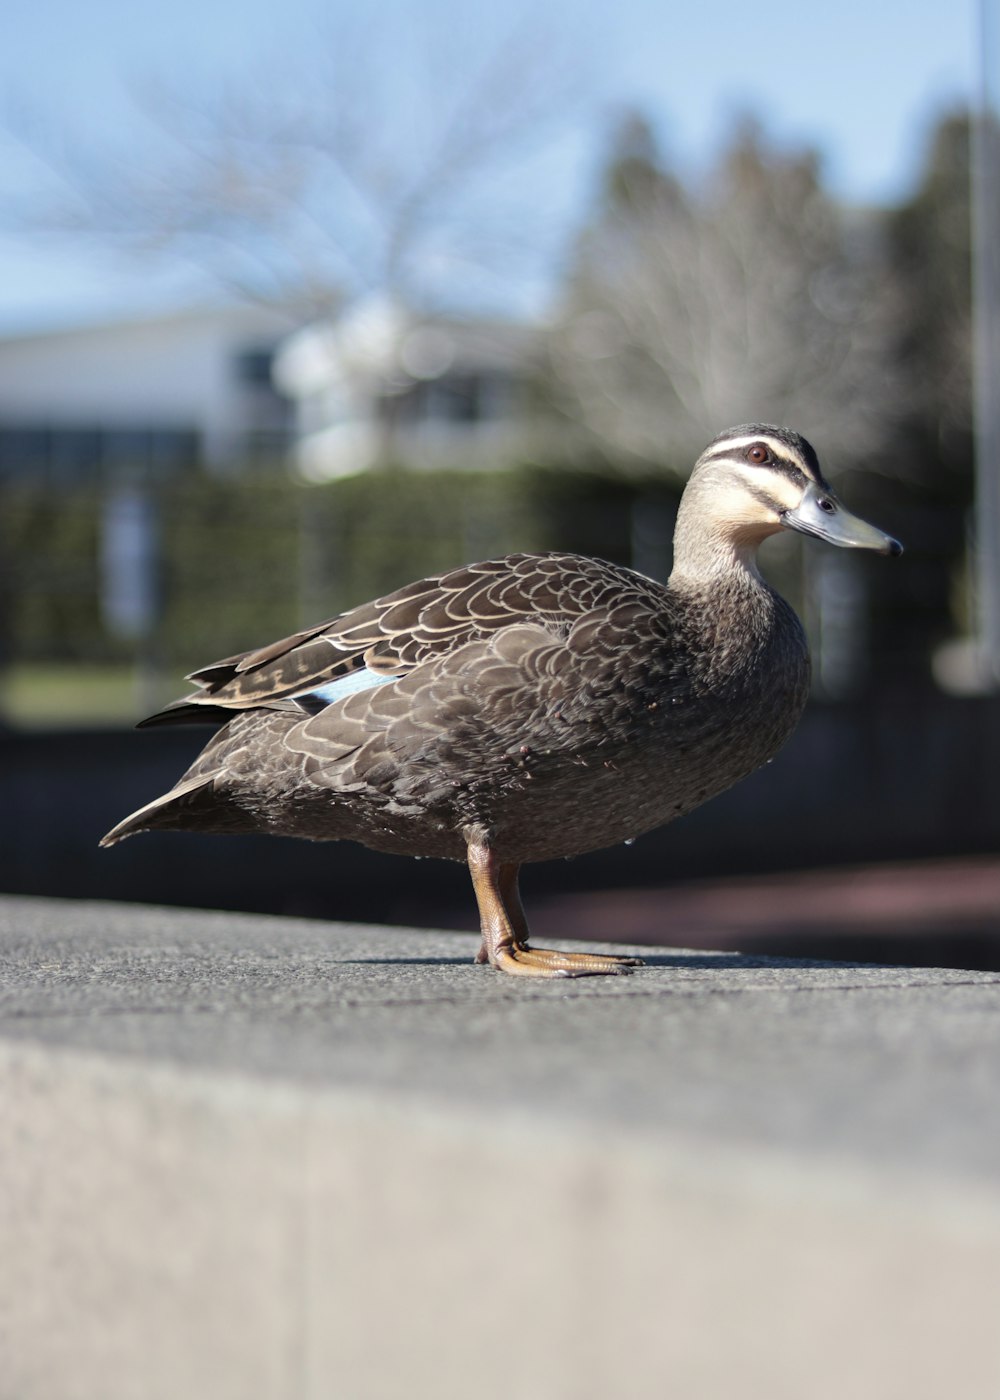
[139,552,664,726]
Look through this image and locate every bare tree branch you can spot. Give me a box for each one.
[1,11,584,321]
[548,115,903,476]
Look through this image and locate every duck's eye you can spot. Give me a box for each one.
[747,444,770,464]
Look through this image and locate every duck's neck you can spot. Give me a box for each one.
[668,481,774,592]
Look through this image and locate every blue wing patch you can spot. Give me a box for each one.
[303,669,396,706]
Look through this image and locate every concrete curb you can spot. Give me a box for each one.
[4,896,1000,1398]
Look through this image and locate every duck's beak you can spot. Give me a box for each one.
[781,482,902,556]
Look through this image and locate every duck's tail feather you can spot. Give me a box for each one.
[135,702,231,729]
[99,773,219,847]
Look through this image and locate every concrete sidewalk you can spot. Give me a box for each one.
[4,895,1000,1399]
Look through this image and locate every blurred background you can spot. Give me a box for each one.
[1,0,997,967]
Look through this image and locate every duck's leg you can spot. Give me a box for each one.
[473,859,529,963]
[466,834,644,978]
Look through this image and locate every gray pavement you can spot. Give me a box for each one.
[4,895,1000,1399]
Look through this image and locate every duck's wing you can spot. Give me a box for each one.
[139,553,651,727]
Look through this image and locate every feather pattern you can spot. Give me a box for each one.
[104,420,903,866]
[149,553,658,719]
[103,548,810,862]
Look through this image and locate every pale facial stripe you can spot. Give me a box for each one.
[742,476,803,513]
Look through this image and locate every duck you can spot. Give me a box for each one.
[102,424,901,978]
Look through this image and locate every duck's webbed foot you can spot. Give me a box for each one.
[466,834,644,979]
[487,943,645,977]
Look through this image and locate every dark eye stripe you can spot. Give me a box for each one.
[746,483,780,509]
[701,442,810,486]
[702,440,786,466]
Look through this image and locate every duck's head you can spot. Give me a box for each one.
[673,424,902,575]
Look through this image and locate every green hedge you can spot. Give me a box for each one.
[0,464,681,673]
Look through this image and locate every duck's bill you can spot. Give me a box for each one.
[781,482,902,556]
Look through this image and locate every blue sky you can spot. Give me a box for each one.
[0,0,976,332]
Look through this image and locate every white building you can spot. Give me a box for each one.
[273,298,543,482]
[0,303,297,479]
[0,297,543,485]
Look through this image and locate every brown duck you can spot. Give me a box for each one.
[102,425,901,977]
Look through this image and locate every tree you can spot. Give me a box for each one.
[547,113,900,476]
[884,111,973,481]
